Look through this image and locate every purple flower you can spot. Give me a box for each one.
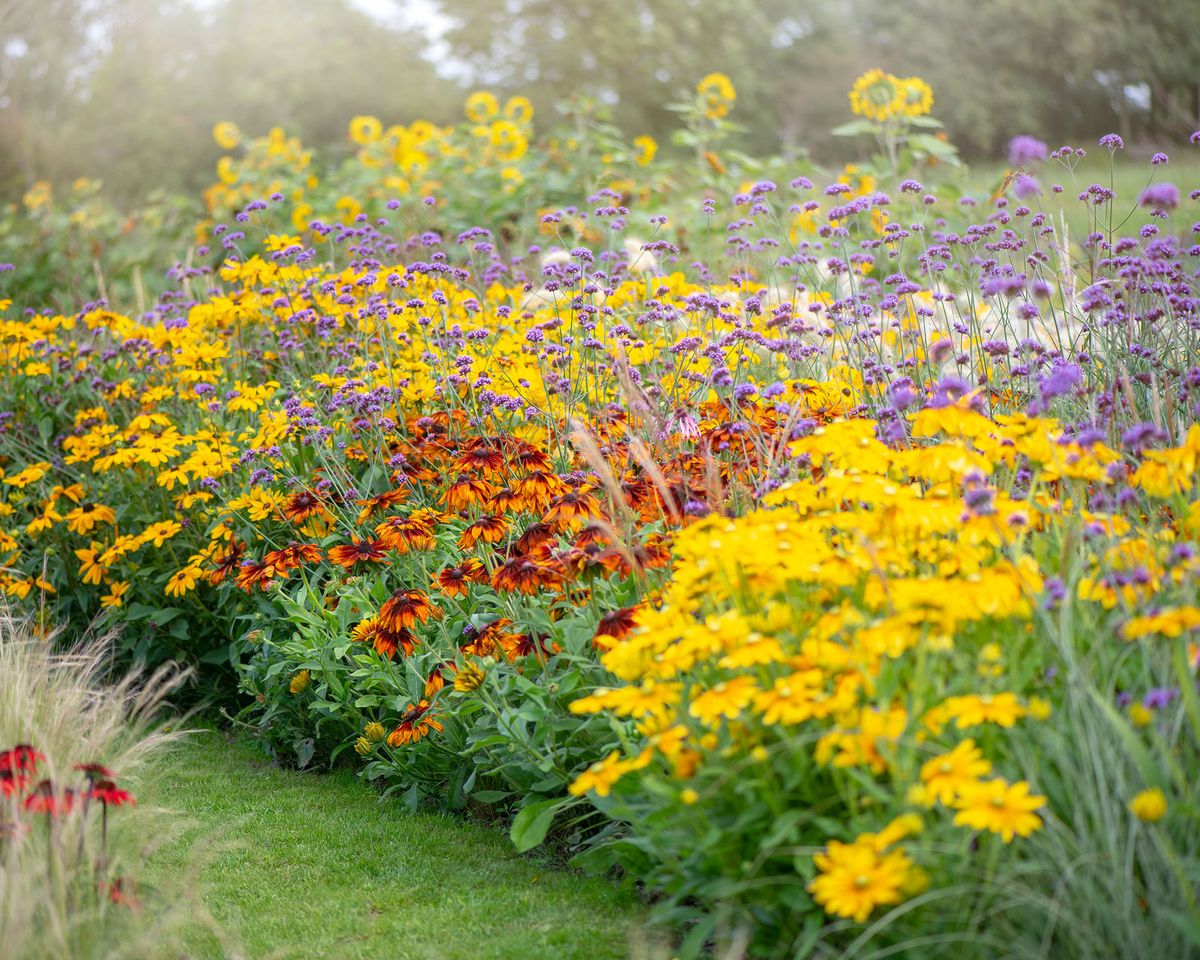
[1038,362,1081,401]
[1013,174,1041,199]
[1099,133,1125,151]
[1140,183,1180,211]
[1008,135,1047,166]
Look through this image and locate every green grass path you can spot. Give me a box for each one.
[137,732,651,960]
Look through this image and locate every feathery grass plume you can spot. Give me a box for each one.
[0,614,192,960]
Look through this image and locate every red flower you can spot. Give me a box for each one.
[23,780,77,815]
[73,762,116,779]
[88,779,134,806]
[1,769,29,796]
[0,744,44,773]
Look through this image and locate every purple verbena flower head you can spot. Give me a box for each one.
[1140,183,1180,211]
[1008,135,1047,166]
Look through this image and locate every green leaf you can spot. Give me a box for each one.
[830,119,878,137]
[509,796,567,852]
[471,789,510,804]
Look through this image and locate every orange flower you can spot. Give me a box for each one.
[423,661,456,697]
[491,556,562,595]
[516,471,569,509]
[235,560,277,592]
[543,486,601,529]
[456,444,506,476]
[206,540,246,585]
[375,513,436,552]
[354,487,408,524]
[263,542,323,573]
[379,589,438,631]
[433,558,488,596]
[351,616,418,658]
[595,606,639,644]
[282,489,327,524]
[327,538,389,568]
[442,475,496,511]
[488,487,526,513]
[387,700,443,746]
[514,521,556,554]
[459,515,509,549]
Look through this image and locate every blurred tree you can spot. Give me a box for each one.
[0,0,460,202]
[431,0,846,154]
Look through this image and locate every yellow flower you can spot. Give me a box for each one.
[680,788,699,805]
[101,581,129,609]
[919,739,992,806]
[688,676,758,726]
[849,69,904,122]
[696,72,736,119]
[953,778,1045,842]
[809,838,913,923]
[1123,606,1200,640]
[464,91,500,123]
[898,76,934,117]
[349,115,383,146]
[165,566,201,597]
[354,736,372,756]
[569,750,627,798]
[364,721,386,742]
[212,121,241,150]
[1129,703,1153,728]
[942,692,1026,729]
[290,669,311,694]
[632,135,657,166]
[503,95,533,124]
[1129,788,1167,823]
[454,661,486,693]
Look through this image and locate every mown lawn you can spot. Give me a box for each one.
[135,732,654,960]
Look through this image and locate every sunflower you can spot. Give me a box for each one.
[849,69,904,123]
[387,701,443,746]
[464,91,500,123]
[327,537,389,569]
[696,72,736,119]
[348,115,383,145]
